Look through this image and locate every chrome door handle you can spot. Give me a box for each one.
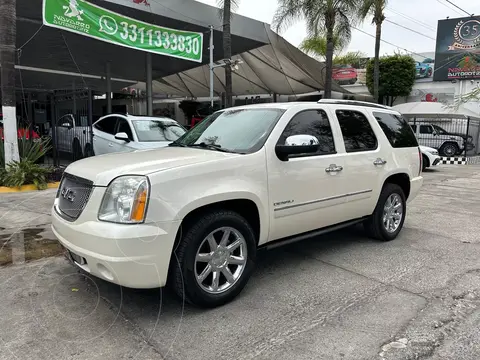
[373,158,387,166]
[325,164,343,173]
[108,143,113,147]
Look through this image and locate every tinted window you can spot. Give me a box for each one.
[410,124,417,132]
[116,119,134,140]
[336,110,377,152]
[420,125,433,134]
[373,112,419,148]
[94,116,117,135]
[278,109,335,155]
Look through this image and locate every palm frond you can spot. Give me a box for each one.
[273,0,308,33]
[216,0,240,20]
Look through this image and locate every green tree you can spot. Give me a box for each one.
[217,0,239,108]
[333,51,367,67]
[273,0,359,99]
[358,0,387,104]
[366,54,415,106]
[299,31,349,60]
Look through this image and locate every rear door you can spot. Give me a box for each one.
[92,116,118,155]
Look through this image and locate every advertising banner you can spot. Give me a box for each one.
[42,0,204,62]
[434,16,480,81]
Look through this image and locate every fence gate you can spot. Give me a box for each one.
[51,89,94,167]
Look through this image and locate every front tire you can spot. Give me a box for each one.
[439,142,459,157]
[172,210,257,308]
[422,154,429,171]
[364,183,406,241]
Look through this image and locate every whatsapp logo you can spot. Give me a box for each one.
[99,15,118,35]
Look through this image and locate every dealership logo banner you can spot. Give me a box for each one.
[434,16,480,81]
[42,0,204,62]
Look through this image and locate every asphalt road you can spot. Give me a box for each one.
[1,165,480,360]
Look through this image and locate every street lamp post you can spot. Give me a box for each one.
[208,25,243,109]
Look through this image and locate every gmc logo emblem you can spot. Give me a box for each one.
[61,187,76,202]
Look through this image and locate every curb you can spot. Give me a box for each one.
[0,182,60,193]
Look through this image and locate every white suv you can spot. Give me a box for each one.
[51,100,423,308]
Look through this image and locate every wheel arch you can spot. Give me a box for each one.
[383,172,410,200]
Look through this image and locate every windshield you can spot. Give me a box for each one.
[132,119,186,142]
[172,108,285,153]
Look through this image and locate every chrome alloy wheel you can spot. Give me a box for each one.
[194,227,248,294]
[383,193,403,233]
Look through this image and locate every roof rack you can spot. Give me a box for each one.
[317,99,392,110]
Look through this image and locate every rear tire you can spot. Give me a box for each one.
[172,210,257,308]
[364,183,406,242]
[72,140,83,161]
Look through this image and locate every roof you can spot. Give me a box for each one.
[392,102,480,120]
[134,26,348,97]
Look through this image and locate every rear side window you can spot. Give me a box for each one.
[373,112,419,148]
[335,110,377,152]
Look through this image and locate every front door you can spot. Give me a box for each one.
[112,117,135,153]
[267,108,348,241]
[92,116,118,155]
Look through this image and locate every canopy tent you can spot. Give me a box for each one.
[392,102,480,120]
[135,25,347,97]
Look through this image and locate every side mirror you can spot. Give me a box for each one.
[114,132,130,142]
[275,134,319,161]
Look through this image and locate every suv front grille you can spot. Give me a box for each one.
[56,173,94,221]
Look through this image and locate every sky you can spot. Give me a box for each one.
[195,0,480,57]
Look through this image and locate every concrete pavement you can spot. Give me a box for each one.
[1,165,480,360]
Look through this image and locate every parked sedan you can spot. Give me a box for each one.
[332,65,358,84]
[420,145,441,171]
[92,114,186,156]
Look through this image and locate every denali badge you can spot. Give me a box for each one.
[61,187,76,202]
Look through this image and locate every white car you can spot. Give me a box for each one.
[52,100,423,308]
[92,114,186,155]
[419,145,441,171]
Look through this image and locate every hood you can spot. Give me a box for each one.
[64,147,240,186]
[419,145,438,153]
[444,131,472,139]
[133,141,172,150]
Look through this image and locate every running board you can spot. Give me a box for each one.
[262,218,366,251]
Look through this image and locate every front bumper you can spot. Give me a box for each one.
[51,187,180,289]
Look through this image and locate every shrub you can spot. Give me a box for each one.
[2,160,52,190]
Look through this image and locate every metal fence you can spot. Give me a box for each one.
[409,117,480,157]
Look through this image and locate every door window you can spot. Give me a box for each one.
[335,110,378,152]
[410,124,417,133]
[277,109,336,156]
[419,125,433,134]
[57,115,74,128]
[116,118,134,140]
[94,116,117,135]
[373,112,418,148]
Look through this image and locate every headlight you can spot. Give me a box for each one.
[430,150,439,155]
[98,176,149,224]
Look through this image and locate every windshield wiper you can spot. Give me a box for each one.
[168,142,187,147]
[188,142,236,153]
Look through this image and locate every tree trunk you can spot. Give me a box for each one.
[0,0,19,165]
[324,18,334,99]
[223,0,233,108]
[373,21,382,104]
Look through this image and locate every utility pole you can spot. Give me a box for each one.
[0,0,20,164]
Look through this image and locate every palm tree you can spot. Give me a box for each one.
[299,31,349,60]
[273,0,359,99]
[358,0,386,104]
[217,0,239,108]
[0,0,20,164]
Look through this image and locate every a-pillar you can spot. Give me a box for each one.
[146,53,153,116]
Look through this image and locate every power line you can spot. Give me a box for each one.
[384,19,436,40]
[352,26,428,59]
[442,0,472,16]
[435,0,465,16]
[385,7,436,32]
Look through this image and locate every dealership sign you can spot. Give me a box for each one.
[434,16,480,81]
[42,0,203,62]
